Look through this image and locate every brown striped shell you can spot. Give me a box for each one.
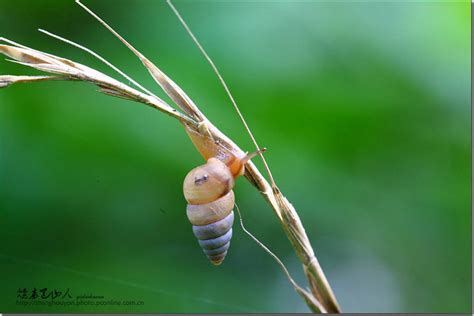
[183,158,237,265]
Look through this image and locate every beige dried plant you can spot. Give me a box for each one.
[0,1,340,313]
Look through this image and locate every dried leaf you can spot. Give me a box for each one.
[0,75,62,88]
[75,0,205,121]
[0,40,193,124]
[0,44,60,66]
[97,85,135,102]
[141,59,204,120]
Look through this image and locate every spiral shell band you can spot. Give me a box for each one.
[192,212,234,240]
[198,229,233,250]
[186,191,234,226]
[203,242,230,256]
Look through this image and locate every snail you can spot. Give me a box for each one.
[183,148,264,266]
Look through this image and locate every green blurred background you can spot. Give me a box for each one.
[0,0,471,313]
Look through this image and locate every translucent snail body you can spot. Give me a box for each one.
[183,151,263,265]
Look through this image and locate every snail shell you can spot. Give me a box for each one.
[184,158,236,265]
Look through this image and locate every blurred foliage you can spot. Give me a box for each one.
[0,0,470,313]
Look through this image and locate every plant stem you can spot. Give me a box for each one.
[1,35,341,314]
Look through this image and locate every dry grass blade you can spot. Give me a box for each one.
[243,160,341,313]
[0,75,64,88]
[0,44,61,66]
[76,0,206,122]
[167,0,276,187]
[275,191,340,313]
[235,204,326,313]
[38,28,157,98]
[0,42,193,124]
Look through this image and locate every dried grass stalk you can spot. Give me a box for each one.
[0,42,192,123]
[0,3,341,312]
[0,75,63,88]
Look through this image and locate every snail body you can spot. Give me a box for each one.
[183,145,264,266]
